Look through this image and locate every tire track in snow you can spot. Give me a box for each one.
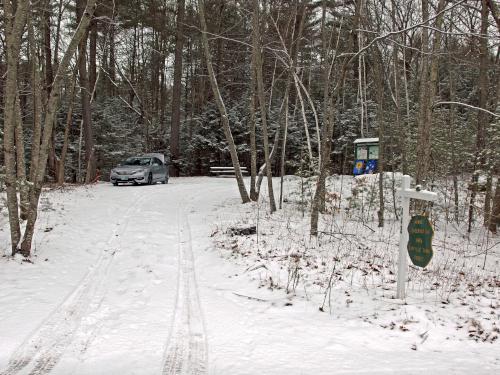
[0,191,147,375]
[162,206,208,375]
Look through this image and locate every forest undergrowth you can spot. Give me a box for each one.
[213,174,499,346]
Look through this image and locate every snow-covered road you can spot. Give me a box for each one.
[1,178,498,374]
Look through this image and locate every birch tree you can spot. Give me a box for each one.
[2,0,28,253]
[198,0,250,204]
[18,0,98,256]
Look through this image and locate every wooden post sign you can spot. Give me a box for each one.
[407,215,434,268]
[396,175,438,299]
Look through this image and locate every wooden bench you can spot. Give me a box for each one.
[210,166,248,178]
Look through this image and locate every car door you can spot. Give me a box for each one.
[157,157,167,180]
[157,158,167,180]
[151,158,163,181]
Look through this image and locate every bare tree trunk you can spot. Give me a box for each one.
[469,0,489,232]
[279,3,305,208]
[169,0,185,177]
[390,0,406,174]
[255,120,284,193]
[76,0,96,184]
[484,173,493,225]
[44,0,58,180]
[415,0,446,186]
[311,2,333,236]
[279,90,289,209]
[489,178,500,233]
[252,0,276,213]
[53,0,64,69]
[356,0,365,137]
[198,0,250,203]
[310,97,334,235]
[375,50,385,228]
[3,0,28,254]
[448,67,460,224]
[58,70,78,185]
[402,46,411,176]
[108,22,116,96]
[248,67,258,201]
[20,0,98,256]
[294,74,314,167]
[14,93,29,220]
[89,17,97,99]
[43,0,54,95]
[159,38,167,127]
[480,1,493,227]
[28,15,43,188]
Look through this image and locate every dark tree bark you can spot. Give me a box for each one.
[489,178,500,233]
[43,0,54,96]
[14,92,29,220]
[108,21,116,96]
[311,1,333,235]
[89,17,97,99]
[375,51,385,228]
[28,14,43,192]
[170,0,186,177]
[248,67,258,201]
[58,70,78,185]
[3,0,28,254]
[76,0,97,183]
[415,0,446,186]
[468,0,489,232]
[44,0,59,179]
[252,0,276,213]
[53,0,64,69]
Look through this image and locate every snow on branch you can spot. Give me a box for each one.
[434,101,500,118]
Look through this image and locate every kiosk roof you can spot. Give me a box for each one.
[354,137,379,144]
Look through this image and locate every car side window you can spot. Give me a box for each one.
[153,158,163,166]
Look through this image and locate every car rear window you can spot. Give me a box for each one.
[123,158,151,166]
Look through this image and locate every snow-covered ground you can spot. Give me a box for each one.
[0,177,498,374]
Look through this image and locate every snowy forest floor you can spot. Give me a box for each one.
[0,176,498,374]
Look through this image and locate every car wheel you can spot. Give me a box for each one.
[161,177,167,184]
[113,182,118,186]
[147,173,153,185]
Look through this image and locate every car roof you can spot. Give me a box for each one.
[142,153,165,164]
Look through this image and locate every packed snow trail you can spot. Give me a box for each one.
[0,180,214,375]
[162,206,208,375]
[0,190,147,375]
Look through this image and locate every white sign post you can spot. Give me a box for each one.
[396,175,438,299]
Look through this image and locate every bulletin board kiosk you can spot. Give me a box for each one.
[353,137,379,175]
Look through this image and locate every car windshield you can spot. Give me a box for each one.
[122,157,151,166]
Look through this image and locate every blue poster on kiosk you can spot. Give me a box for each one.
[353,160,365,175]
[365,159,377,174]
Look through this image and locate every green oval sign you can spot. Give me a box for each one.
[407,215,434,268]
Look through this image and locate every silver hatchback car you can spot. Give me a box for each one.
[110,153,169,186]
